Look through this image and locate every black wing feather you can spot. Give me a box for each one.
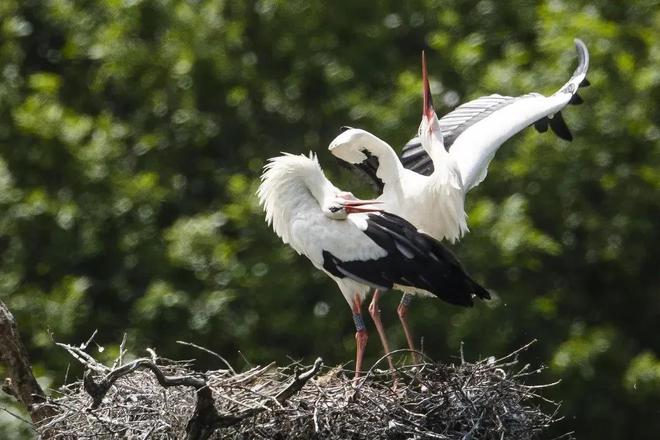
[335,149,384,193]
[569,92,583,105]
[322,212,490,307]
[534,118,549,133]
[400,138,435,175]
[548,112,573,141]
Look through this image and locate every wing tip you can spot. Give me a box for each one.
[572,38,590,80]
[569,92,584,105]
[549,112,573,141]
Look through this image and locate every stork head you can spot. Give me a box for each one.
[328,127,372,164]
[417,51,444,150]
[324,193,382,219]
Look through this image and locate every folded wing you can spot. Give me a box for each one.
[322,212,490,306]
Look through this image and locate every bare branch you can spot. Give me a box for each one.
[82,358,207,409]
[176,340,236,374]
[275,357,323,403]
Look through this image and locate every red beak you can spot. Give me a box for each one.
[422,51,435,121]
[342,198,383,214]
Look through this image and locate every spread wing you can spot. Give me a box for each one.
[401,38,590,190]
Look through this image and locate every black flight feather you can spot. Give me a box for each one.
[569,93,583,105]
[322,212,490,307]
[548,112,573,141]
[534,118,549,133]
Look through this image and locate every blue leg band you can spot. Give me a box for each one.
[400,293,414,307]
[353,313,366,331]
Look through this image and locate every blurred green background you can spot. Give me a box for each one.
[1,0,659,438]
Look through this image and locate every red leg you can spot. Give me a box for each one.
[352,296,368,379]
[397,294,420,363]
[368,290,395,372]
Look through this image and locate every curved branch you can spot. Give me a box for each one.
[83,358,207,409]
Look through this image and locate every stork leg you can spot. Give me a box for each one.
[352,296,368,379]
[397,293,420,363]
[368,290,395,372]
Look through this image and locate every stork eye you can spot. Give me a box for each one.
[339,126,353,133]
[329,205,342,213]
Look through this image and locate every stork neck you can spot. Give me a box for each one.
[305,172,338,208]
[424,132,448,166]
[359,132,405,186]
[427,136,462,191]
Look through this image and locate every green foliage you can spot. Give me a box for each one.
[625,352,660,395]
[1,0,659,438]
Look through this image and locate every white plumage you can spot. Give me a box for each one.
[330,127,468,244]
[327,39,589,356]
[329,39,590,243]
[257,152,489,377]
[257,153,382,305]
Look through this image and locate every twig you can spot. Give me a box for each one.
[237,350,253,368]
[79,330,98,351]
[494,339,537,363]
[357,348,432,389]
[0,405,37,428]
[56,343,107,373]
[177,340,236,374]
[115,333,128,369]
[275,358,323,403]
[233,362,276,385]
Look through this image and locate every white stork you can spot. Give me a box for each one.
[257,153,489,378]
[328,39,589,354]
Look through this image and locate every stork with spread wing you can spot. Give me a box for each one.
[328,39,589,354]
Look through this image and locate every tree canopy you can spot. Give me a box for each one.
[1,0,659,438]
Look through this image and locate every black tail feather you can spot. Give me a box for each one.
[549,112,573,141]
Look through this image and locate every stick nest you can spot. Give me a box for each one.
[36,342,565,439]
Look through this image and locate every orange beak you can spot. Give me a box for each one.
[342,198,383,214]
[422,50,435,122]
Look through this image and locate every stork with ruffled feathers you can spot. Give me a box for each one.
[329,39,590,355]
[257,153,489,378]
